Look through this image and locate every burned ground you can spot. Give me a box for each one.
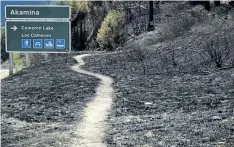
[1,54,99,146]
[82,22,234,146]
[83,50,234,147]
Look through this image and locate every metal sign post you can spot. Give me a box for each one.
[44,53,49,61]
[9,52,14,75]
[25,53,31,67]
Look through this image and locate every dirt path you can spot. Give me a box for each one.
[71,54,114,147]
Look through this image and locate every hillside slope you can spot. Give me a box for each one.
[82,3,234,146]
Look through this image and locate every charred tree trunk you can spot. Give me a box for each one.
[189,1,211,11]
[79,21,85,50]
[203,1,211,11]
[147,1,154,31]
[214,1,221,7]
[230,1,234,7]
[74,27,78,51]
[83,21,87,50]
[71,12,86,28]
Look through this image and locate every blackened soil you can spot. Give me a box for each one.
[1,55,99,147]
[83,52,234,147]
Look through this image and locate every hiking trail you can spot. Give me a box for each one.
[71,54,114,147]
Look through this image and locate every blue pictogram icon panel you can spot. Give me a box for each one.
[56,39,65,49]
[22,39,31,48]
[44,39,54,49]
[33,39,43,48]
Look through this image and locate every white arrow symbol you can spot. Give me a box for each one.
[10,26,17,31]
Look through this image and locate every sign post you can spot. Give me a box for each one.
[9,52,14,75]
[26,53,30,67]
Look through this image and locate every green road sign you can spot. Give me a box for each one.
[5,5,71,19]
[6,20,71,53]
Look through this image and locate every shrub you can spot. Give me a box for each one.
[158,5,207,41]
[206,32,234,68]
[125,42,150,75]
[68,0,88,17]
[13,53,24,72]
[97,10,125,50]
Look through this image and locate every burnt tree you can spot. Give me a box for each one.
[229,1,234,7]
[147,1,154,31]
[214,1,221,7]
[189,1,211,11]
[70,1,109,50]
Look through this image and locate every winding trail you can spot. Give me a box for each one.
[71,54,114,147]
